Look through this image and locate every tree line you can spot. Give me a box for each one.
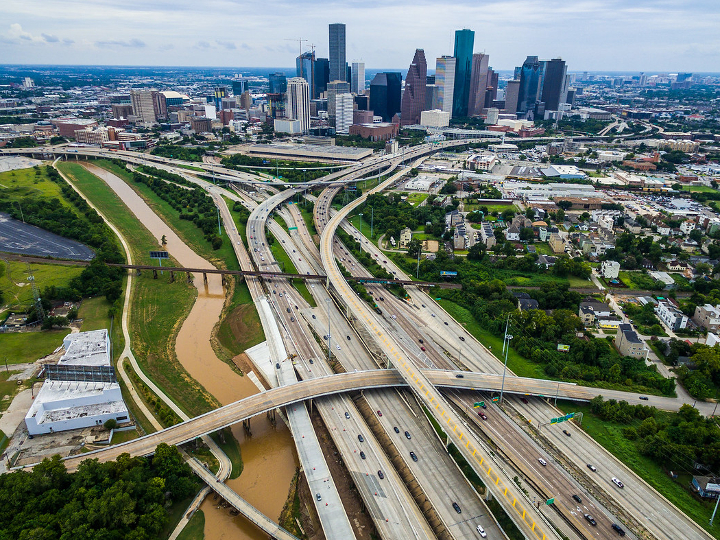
[0,444,199,540]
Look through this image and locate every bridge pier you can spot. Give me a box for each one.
[242,419,251,434]
[187,272,193,284]
[266,409,276,425]
[136,268,141,276]
[169,271,175,283]
[203,272,208,284]
[152,269,158,279]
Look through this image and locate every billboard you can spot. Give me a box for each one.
[557,344,570,352]
[440,271,458,277]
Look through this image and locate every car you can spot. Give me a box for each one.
[287,308,291,313]
[444,321,449,325]
[336,345,341,350]
[459,336,465,341]
[377,470,384,479]
[405,431,411,439]
[420,346,426,351]
[538,458,547,466]
[410,451,418,462]
[587,464,597,472]
[431,313,436,317]
[312,314,316,319]
[455,373,464,378]
[279,293,283,297]
[323,335,328,340]
[584,514,597,526]
[345,412,350,419]
[639,396,649,400]
[379,297,384,301]
[452,502,462,514]
[480,402,487,409]
[419,339,424,343]
[276,363,280,369]
[563,429,571,437]
[377,410,382,417]
[346,335,351,341]
[612,477,624,488]
[572,494,582,504]
[316,493,322,501]
[391,315,397,319]
[476,524,487,537]
[290,317,295,322]
[273,290,276,294]
[478,412,487,420]
[358,434,364,442]
[360,451,366,459]
[611,524,626,536]
[394,426,400,434]
[422,304,426,308]
[521,397,529,404]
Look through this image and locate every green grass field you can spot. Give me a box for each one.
[0,259,85,309]
[0,165,78,213]
[405,193,429,206]
[0,330,70,364]
[176,509,205,540]
[77,296,111,331]
[268,235,316,306]
[347,214,376,242]
[215,279,265,362]
[556,401,720,538]
[682,185,718,193]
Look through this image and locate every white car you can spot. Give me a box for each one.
[538,458,547,466]
[611,477,624,488]
[336,345,341,350]
[476,525,487,537]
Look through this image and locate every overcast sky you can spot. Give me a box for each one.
[2,0,719,72]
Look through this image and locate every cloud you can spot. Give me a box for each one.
[158,44,175,51]
[95,38,146,48]
[42,33,59,43]
[196,41,212,49]
[217,40,236,50]
[62,38,74,45]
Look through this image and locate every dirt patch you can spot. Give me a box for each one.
[232,352,252,375]
[309,407,378,540]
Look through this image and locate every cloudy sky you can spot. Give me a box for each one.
[2,0,719,72]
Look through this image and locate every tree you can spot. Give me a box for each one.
[406,239,422,259]
[557,200,573,211]
[104,418,118,430]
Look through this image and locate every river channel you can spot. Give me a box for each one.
[83,164,297,540]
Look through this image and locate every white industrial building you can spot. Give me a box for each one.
[420,109,450,128]
[25,330,129,436]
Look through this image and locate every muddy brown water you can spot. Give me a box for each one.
[82,164,297,539]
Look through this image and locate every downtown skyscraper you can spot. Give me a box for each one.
[351,61,365,94]
[286,77,310,133]
[329,23,347,82]
[435,56,456,117]
[467,53,489,117]
[452,29,474,118]
[400,49,427,126]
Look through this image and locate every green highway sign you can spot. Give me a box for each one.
[473,402,484,408]
[491,397,499,402]
[288,226,298,231]
[546,498,555,505]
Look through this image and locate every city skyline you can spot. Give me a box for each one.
[2,0,719,71]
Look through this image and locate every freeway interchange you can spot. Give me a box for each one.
[5,144,716,540]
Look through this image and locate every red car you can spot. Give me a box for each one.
[377,410,383,417]
[478,412,487,420]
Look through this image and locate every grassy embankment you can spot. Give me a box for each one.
[556,400,720,539]
[268,233,316,307]
[57,161,216,423]
[176,510,205,540]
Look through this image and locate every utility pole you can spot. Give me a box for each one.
[15,201,25,223]
[370,207,374,238]
[416,244,421,279]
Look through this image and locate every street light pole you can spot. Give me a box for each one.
[500,315,513,405]
[370,207,374,239]
[326,298,332,362]
[416,245,421,279]
[15,201,25,223]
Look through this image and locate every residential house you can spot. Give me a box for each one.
[513,293,539,311]
[537,254,557,268]
[624,218,642,234]
[680,220,697,236]
[667,260,687,272]
[505,224,521,241]
[601,260,621,279]
[549,233,565,254]
[655,301,689,331]
[578,301,613,326]
[478,222,496,249]
[539,226,558,242]
[615,323,646,358]
[399,227,412,248]
[649,271,676,289]
[693,304,720,332]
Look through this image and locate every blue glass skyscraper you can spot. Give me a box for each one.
[452,29,475,118]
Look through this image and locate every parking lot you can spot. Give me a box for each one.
[0,212,94,260]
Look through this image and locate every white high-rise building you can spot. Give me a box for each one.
[351,62,365,94]
[286,77,310,133]
[335,93,354,134]
[435,56,456,117]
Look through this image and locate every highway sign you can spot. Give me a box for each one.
[288,226,298,231]
[150,251,169,259]
[546,498,555,505]
[473,402,484,408]
[491,396,499,402]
